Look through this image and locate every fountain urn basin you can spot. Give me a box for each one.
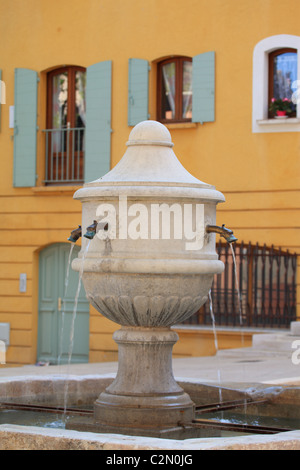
[71,120,225,431]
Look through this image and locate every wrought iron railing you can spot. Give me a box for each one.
[183,241,297,328]
[43,127,85,184]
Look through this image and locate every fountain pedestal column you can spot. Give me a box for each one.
[94,327,194,428]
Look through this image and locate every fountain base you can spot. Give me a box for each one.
[89,327,195,429]
[94,389,194,427]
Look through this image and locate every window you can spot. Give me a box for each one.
[268,48,297,117]
[45,66,86,184]
[128,53,215,127]
[252,34,300,133]
[157,57,192,123]
[13,61,112,188]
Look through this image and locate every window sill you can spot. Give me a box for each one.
[164,122,197,130]
[254,117,300,133]
[32,185,82,195]
[257,117,300,125]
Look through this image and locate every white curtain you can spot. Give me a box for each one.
[182,61,192,119]
[75,71,86,127]
[162,63,176,118]
[274,52,297,100]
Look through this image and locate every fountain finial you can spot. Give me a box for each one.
[126,120,174,147]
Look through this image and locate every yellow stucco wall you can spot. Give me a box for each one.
[0,0,299,366]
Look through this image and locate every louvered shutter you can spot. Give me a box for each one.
[84,60,112,182]
[128,58,149,126]
[13,68,38,187]
[192,52,215,124]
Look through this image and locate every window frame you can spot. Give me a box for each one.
[156,56,192,124]
[45,65,86,185]
[252,34,300,133]
[268,47,297,118]
[46,65,86,130]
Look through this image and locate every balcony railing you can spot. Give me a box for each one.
[43,127,85,184]
[183,241,297,329]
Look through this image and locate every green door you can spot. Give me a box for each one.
[38,243,89,364]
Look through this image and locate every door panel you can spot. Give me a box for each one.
[38,245,58,363]
[38,243,89,364]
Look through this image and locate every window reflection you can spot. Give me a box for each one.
[75,71,86,152]
[162,62,176,120]
[52,72,68,130]
[272,51,297,100]
[182,61,192,119]
[75,70,86,128]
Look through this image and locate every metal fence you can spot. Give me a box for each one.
[43,127,85,184]
[184,241,297,328]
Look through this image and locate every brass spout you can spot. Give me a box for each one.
[68,225,82,243]
[84,220,109,239]
[206,224,238,244]
[84,220,98,239]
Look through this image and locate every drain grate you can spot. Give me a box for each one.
[0,402,93,416]
[195,398,266,414]
[191,418,291,435]
[193,398,292,435]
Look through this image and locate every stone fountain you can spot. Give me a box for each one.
[1,123,300,448]
[69,120,231,436]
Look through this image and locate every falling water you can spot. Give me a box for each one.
[208,243,243,406]
[58,243,75,366]
[63,240,91,414]
[208,290,223,404]
[229,244,243,327]
[229,244,244,348]
[67,240,91,366]
[208,290,218,352]
[230,243,248,415]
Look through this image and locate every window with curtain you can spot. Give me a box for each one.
[269,48,297,117]
[157,57,192,123]
[45,66,86,184]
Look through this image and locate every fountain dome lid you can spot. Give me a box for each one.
[127,119,174,147]
[74,120,225,203]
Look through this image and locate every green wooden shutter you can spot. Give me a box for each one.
[128,58,149,126]
[192,52,215,124]
[85,60,112,183]
[13,68,38,187]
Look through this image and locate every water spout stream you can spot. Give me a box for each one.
[58,243,75,366]
[63,240,91,414]
[208,290,223,404]
[229,244,243,329]
[208,290,218,352]
[207,242,243,406]
[67,240,91,367]
[229,243,247,413]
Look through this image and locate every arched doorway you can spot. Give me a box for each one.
[37,243,89,364]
